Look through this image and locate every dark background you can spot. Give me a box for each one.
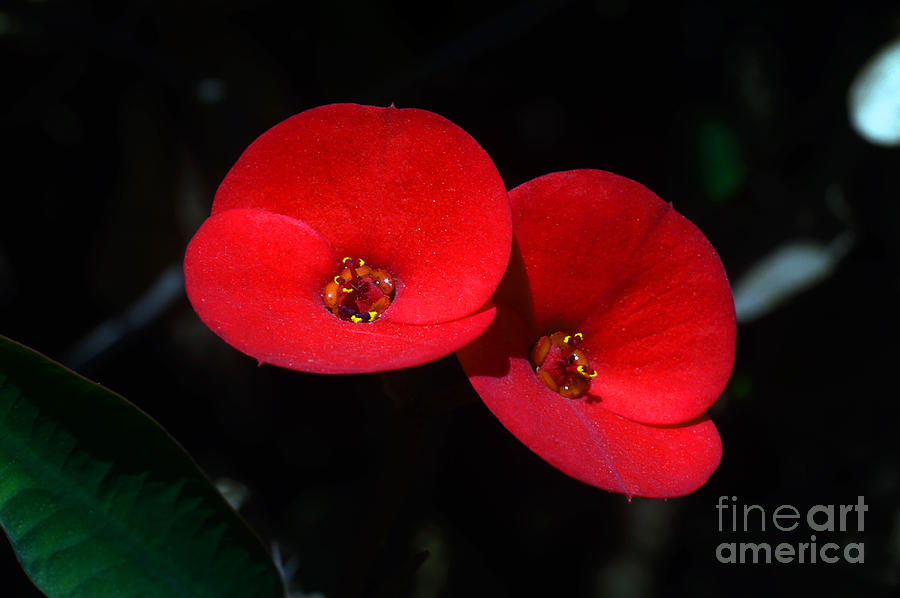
[2,1,899,596]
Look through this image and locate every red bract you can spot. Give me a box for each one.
[457,170,736,498]
[184,104,511,374]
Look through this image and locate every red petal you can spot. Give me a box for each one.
[211,104,511,326]
[457,307,722,498]
[507,170,735,424]
[185,209,496,374]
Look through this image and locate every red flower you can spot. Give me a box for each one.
[457,170,736,498]
[184,104,511,374]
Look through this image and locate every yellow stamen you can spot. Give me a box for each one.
[342,257,352,264]
[574,332,583,341]
[350,315,364,323]
[333,276,341,284]
[577,365,597,378]
[562,335,572,344]
[358,258,365,266]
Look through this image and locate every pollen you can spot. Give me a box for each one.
[323,257,395,323]
[529,331,597,399]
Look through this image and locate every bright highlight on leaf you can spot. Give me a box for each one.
[732,234,853,324]
[0,335,284,598]
[849,36,900,146]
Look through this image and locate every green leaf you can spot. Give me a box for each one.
[0,335,284,598]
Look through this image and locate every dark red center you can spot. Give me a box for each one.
[323,258,396,323]
[529,331,597,399]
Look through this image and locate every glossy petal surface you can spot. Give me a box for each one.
[186,209,497,373]
[211,103,511,326]
[185,104,512,373]
[457,307,722,498]
[458,170,733,497]
[507,170,735,424]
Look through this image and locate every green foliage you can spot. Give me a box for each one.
[697,119,747,203]
[0,335,284,598]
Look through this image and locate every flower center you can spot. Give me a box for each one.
[323,257,396,323]
[529,331,597,399]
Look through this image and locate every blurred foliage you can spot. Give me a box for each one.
[2,0,900,596]
[697,118,746,202]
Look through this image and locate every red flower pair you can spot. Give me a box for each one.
[184,104,735,498]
